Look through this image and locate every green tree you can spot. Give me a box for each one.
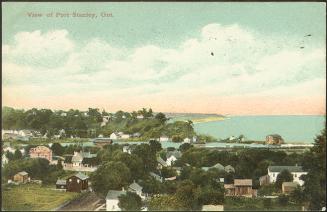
[91,161,131,195]
[113,152,144,180]
[155,112,168,123]
[175,180,199,210]
[302,128,326,210]
[149,140,162,153]
[51,143,65,156]
[57,159,63,170]
[179,143,193,153]
[148,195,184,211]
[13,149,23,160]
[118,192,143,211]
[133,144,157,172]
[275,169,293,189]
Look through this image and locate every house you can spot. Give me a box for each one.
[282,182,299,194]
[224,179,256,198]
[202,163,225,172]
[110,133,119,140]
[121,134,130,139]
[132,132,141,138]
[106,189,127,211]
[157,157,167,169]
[224,165,235,173]
[13,171,30,183]
[66,172,89,192]
[166,150,182,166]
[3,146,16,153]
[19,130,33,137]
[266,134,284,145]
[128,181,145,199]
[137,115,144,119]
[183,137,191,143]
[56,179,67,189]
[159,136,169,142]
[65,151,97,168]
[93,138,113,148]
[29,146,52,162]
[267,166,307,186]
[202,205,224,211]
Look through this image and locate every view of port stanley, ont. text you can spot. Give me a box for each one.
[1,2,326,211]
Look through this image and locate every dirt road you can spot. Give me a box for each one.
[58,192,105,211]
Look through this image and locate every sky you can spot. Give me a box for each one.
[2,2,326,115]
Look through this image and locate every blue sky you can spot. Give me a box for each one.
[2,2,326,114]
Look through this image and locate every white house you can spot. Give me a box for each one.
[159,136,169,142]
[106,189,126,211]
[183,137,191,143]
[3,146,16,154]
[110,133,119,140]
[268,166,308,186]
[121,134,130,139]
[166,150,182,166]
[19,130,33,137]
[166,155,177,166]
[128,182,145,199]
[137,115,144,119]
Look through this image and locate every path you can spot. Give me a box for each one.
[58,192,104,211]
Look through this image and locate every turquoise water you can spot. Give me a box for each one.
[194,115,325,143]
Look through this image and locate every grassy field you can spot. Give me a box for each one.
[224,197,302,211]
[2,183,81,211]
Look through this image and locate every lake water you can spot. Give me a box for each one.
[194,115,325,143]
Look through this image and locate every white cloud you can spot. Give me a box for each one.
[2,23,326,112]
[4,30,74,68]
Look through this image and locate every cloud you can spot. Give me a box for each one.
[3,30,74,68]
[2,24,326,114]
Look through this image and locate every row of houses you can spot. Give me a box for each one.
[2,129,40,141]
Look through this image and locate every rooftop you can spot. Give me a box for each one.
[17,171,28,176]
[106,190,127,200]
[282,182,299,187]
[74,172,89,180]
[234,179,252,186]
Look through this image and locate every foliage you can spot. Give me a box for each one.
[148,195,184,211]
[118,192,143,211]
[91,161,131,195]
[275,169,293,190]
[301,128,326,210]
[51,143,65,156]
[263,198,272,208]
[2,158,63,184]
[179,143,193,152]
[149,140,162,153]
[133,144,157,172]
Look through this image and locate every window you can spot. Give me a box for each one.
[77,179,80,183]
[69,179,72,182]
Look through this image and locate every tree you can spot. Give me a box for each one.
[290,186,305,204]
[133,144,157,172]
[155,112,167,123]
[148,195,184,211]
[51,143,65,156]
[113,152,144,180]
[57,159,63,170]
[91,161,131,195]
[5,151,15,161]
[197,186,224,205]
[179,143,193,153]
[13,149,23,160]
[175,180,199,210]
[118,192,143,211]
[275,169,293,189]
[149,140,162,153]
[302,128,326,210]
